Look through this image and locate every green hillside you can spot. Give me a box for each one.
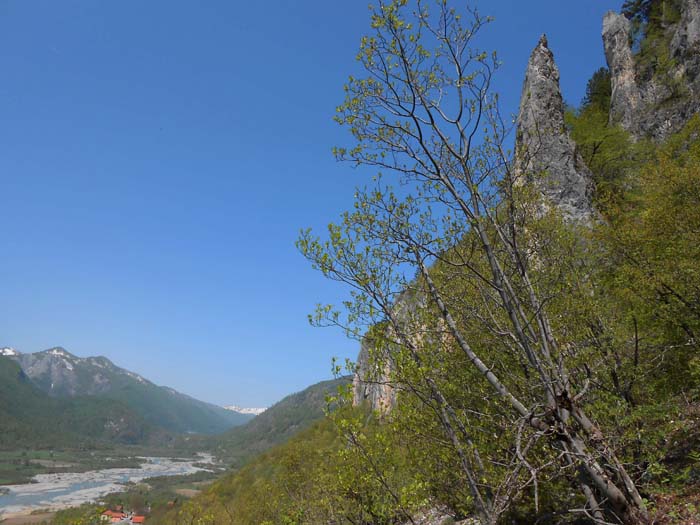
[209,377,349,469]
[10,348,252,435]
[169,418,345,525]
[49,377,351,524]
[100,381,251,435]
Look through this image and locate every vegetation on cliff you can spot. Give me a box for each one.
[156,2,699,523]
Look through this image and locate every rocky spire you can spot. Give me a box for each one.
[514,35,594,222]
[603,12,641,131]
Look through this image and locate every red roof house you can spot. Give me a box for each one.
[101,510,127,523]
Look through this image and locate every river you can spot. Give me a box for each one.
[0,454,213,516]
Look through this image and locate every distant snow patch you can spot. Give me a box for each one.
[125,370,147,383]
[223,405,267,415]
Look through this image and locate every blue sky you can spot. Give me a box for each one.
[0,1,621,407]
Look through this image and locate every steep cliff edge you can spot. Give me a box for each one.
[604,0,700,140]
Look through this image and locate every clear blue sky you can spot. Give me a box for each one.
[0,1,621,407]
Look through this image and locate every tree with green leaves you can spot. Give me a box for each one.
[582,67,611,113]
[622,0,682,25]
[299,1,651,523]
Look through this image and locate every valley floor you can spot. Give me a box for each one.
[0,454,215,518]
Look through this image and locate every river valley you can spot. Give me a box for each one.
[0,454,213,518]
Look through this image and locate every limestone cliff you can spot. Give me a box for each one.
[603,0,700,140]
[352,335,396,413]
[603,12,642,132]
[352,288,426,412]
[514,35,595,222]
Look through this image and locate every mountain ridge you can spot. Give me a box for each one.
[2,346,254,435]
[0,356,167,449]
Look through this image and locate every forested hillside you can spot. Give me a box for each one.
[0,357,164,449]
[165,1,700,524]
[208,377,349,469]
[3,347,252,436]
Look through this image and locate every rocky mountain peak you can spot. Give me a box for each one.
[43,347,75,358]
[6,346,141,397]
[4,345,251,434]
[514,34,594,222]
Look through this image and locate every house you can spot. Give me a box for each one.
[100,510,127,523]
[132,516,146,524]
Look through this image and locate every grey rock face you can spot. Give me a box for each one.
[603,12,642,131]
[354,4,700,412]
[604,0,700,140]
[12,347,146,397]
[352,335,396,414]
[352,289,428,412]
[352,337,396,414]
[671,0,700,56]
[514,35,594,222]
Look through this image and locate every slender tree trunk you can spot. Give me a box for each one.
[415,251,650,524]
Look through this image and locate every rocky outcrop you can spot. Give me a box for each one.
[671,0,700,57]
[603,0,700,140]
[352,289,427,412]
[603,12,642,132]
[352,335,396,413]
[514,35,595,222]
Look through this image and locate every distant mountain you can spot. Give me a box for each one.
[223,405,267,415]
[3,347,254,435]
[0,357,165,449]
[210,377,350,468]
